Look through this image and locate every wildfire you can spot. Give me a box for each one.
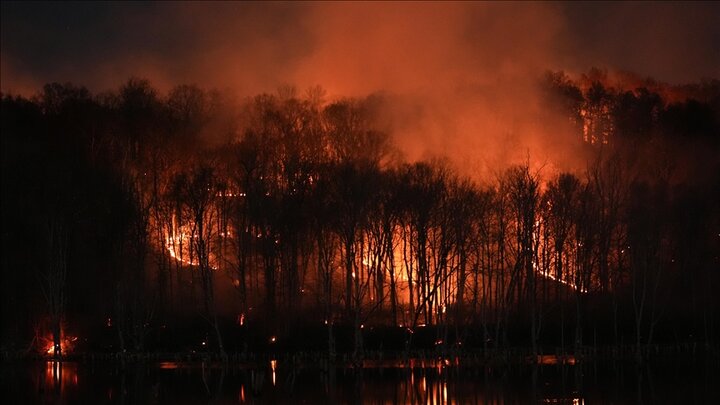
[44,334,77,356]
[164,224,219,270]
[538,268,588,293]
[46,343,59,355]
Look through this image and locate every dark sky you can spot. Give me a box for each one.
[1,1,718,97]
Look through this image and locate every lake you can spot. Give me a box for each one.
[1,358,717,404]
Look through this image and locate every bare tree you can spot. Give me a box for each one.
[114,175,155,353]
[179,162,225,356]
[506,164,541,355]
[40,217,68,360]
[545,172,580,354]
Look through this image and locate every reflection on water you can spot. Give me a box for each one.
[44,361,78,395]
[535,354,576,366]
[400,374,452,405]
[270,359,277,387]
[1,359,717,404]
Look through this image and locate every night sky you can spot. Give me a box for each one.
[2,1,719,97]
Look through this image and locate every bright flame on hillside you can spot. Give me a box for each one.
[164,222,219,270]
[538,268,588,293]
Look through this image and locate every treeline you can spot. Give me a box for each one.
[1,73,719,360]
[543,68,720,144]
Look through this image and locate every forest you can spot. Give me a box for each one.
[1,70,719,363]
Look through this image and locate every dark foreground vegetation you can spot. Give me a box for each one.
[1,69,719,366]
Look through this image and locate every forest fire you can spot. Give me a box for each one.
[538,268,588,293]
[1,1,719,404]
[165,232,196,267]
[43,334,77,357]
[164,222,219,270]
[46,343,59,356]
[95,69,713,356]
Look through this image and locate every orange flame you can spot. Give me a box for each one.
[44,334,77,356]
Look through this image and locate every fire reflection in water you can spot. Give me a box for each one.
[43,361,78,396]
[404,371,452,405]
[543,399,585,405]
[270,359,277,386]
[400,368,585,405]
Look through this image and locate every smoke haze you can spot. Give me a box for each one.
[2,2,718,177]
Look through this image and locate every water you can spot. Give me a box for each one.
[1,359,717,404]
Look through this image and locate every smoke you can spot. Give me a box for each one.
[2,2,718,179]
[557,2,720,83]
[288,2,580,178]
